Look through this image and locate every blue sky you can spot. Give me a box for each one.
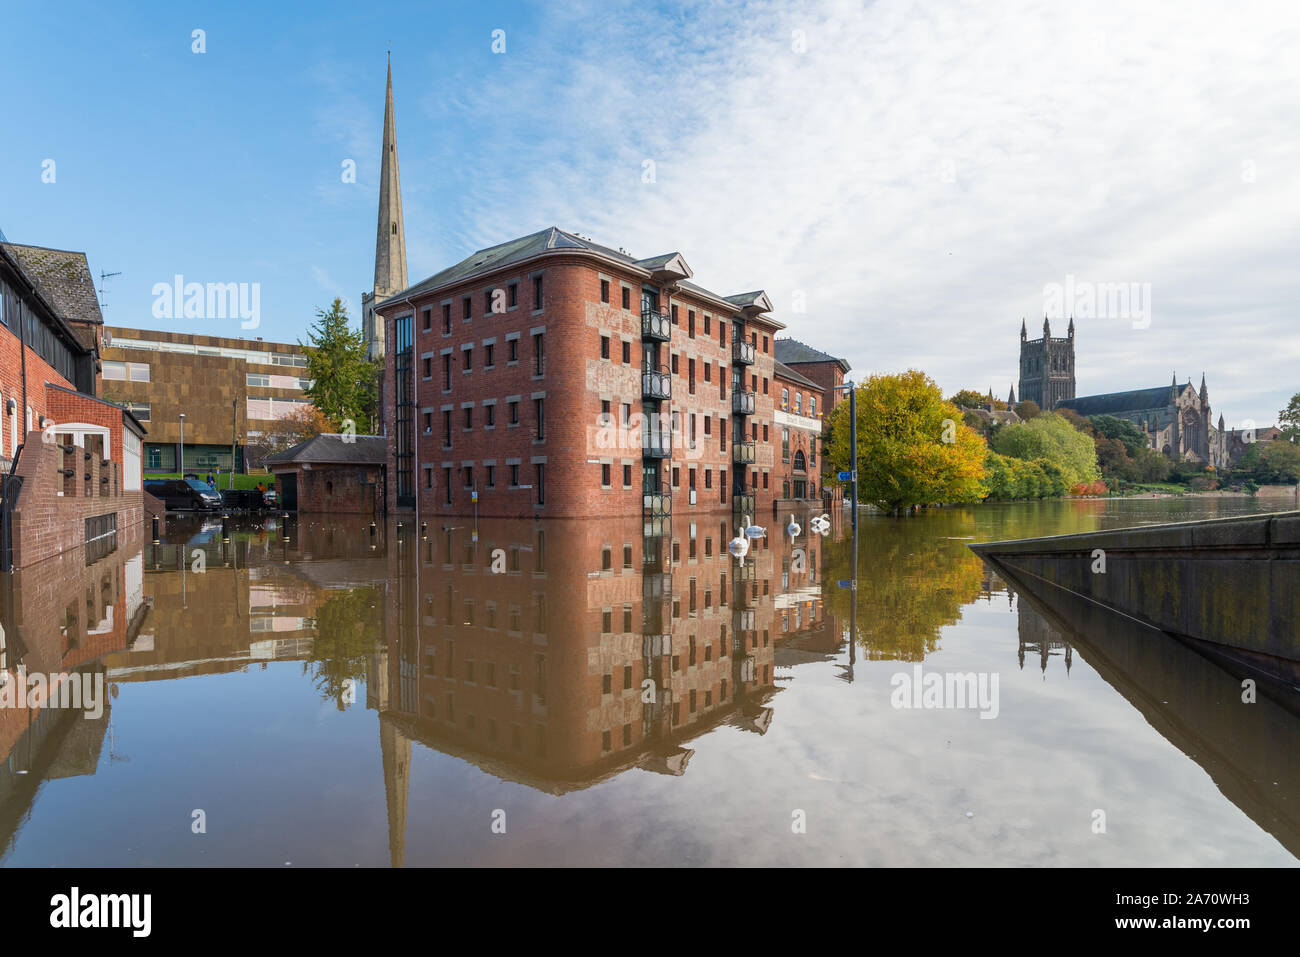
[3,0,1298,425]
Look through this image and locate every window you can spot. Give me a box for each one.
[508,339,519,363]
[534,398,544,439]
[102,360,126,381]
[509,400,519,424]
[463,347,472,371]
[442,354,451,389]
[462,296,472,321]
[600,399,611,424]
[704,315,711,336]
[485,404,495,427]
[533,333,544,375]
[422,357,432,379]
[442,303,451,334]
[600,280,609,303]
[124,401,150,422]
[535,463,545,504]
[811,396,817,416]
[623,464,632,486]
[485,343,494,367]
[508,282,518,308]
[782,428,790,462]
[688,311,695,338]
[443,467,452,504]
[601,335,610,359]
[442,410,452,447]
[422,308,432,331]
[601,463,611,487]
[423,411,432,434]
[510,464,520,486]
[464,407,473,429]
[621,287,630,309]
[486,465,495,487]
[782,387,789,409]
[533,274,543,310]
[621,341,630,364]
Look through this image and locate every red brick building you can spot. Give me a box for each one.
[773,360,827,505]
[376,227,799,521]
[0,242,145,569]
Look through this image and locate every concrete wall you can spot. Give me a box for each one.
[971,510,1300,668]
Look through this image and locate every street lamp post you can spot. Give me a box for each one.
[179,412,185,476]
[834,383,858,531]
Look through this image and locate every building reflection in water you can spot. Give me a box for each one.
[370,513,840,864]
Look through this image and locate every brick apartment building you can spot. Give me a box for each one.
[375,227,811,520]
[0,241,146,569]
[97,327,313,474]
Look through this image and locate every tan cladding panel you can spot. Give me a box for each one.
[105,325,305,358]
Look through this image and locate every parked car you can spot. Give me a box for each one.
[144,478,223,512]
[262,488,278,506]
[220,488,266,512]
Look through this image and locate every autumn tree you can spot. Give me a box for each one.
[826,370,989,514]
[1279,392,1300,443]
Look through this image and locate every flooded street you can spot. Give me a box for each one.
[1,498,1295,867]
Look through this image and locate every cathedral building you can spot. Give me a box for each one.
[1017,320,1230,468]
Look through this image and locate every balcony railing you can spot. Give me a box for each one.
[732,390,756,415]
[643,490,672,517]
[642,364,672,400]
[732,441,756,465]
[641,309,671,341]
[643,431,672,458]
[732,340,756,365]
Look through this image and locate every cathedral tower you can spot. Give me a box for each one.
[1017,316,1076,409]
[361,55,409,363]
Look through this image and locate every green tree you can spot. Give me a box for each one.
[948,389,991,409]
[1090,415,1148,458]
[1014,399,1042,420]
[991,412,1100,490]
[826,371,988,514]
[1279,393,1300,443]
[304,585,383,710]
[302,298,378,430]
[1239,441,1300,484]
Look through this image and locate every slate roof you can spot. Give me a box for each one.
[1055,385,1180,417]
[773,360,820,391]
[382,226,785,328]
[1,243,104,328]
[263,433,387,466]
[774,337,850,372]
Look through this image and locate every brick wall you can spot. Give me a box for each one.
[0,322,78,462]
[9,426,143,569]
[271,464,384,514]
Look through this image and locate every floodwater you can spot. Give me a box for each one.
[1,496,1295,866]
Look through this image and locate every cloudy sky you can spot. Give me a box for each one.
[3,0,1298,425]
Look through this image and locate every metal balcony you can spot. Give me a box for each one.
[642,432,672,458]
[641,309,671,341]
[642,364,671,400]
[732,340,756,365]
[732,441,756,465]
[732,390,756,415]
[643,490,672,517]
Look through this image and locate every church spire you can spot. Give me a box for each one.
[1043,315,1051,338]
[1067,315,1074,338]
[374,55,408,299]
[1008,384,1016,404]
[1199,372,1208,402]
[1020,318,1027,340]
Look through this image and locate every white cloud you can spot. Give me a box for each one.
[394,0,1300,424]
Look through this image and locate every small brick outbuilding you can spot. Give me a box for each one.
[264,433,386,515]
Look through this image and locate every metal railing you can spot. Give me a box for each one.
[732,340,756,365]
[641,363,672,400]
[641,309,671,341]
[732,390,756,415]
[732,441,756,464]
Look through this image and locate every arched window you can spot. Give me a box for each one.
[793,450,806,471]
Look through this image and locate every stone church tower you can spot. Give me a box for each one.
[361,55,409,363]
[1018,316,1076,409]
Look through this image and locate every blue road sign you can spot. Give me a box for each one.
[837,471,852,481]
